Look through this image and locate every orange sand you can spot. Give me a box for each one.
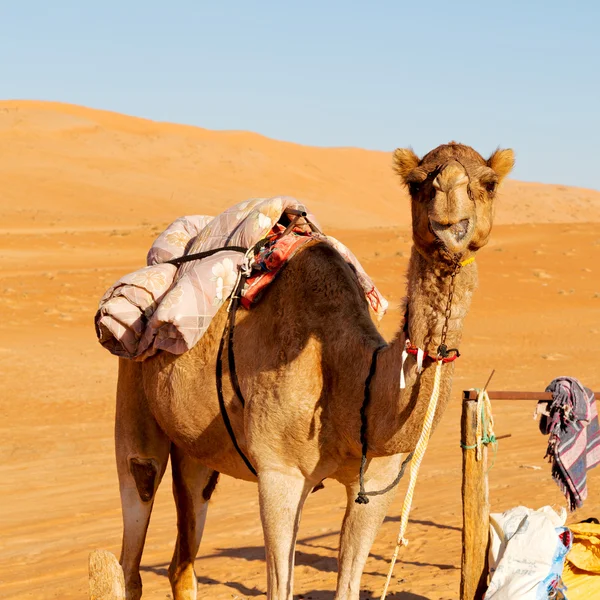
[1,101,599,599]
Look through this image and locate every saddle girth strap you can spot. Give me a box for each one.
[215,274,257,476]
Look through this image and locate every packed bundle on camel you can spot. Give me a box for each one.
[95,196,387,360]
[95,142,514,600]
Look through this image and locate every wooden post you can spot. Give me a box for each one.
[460,400,490,600]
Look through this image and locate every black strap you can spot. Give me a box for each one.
[355,345,413,504]
[355,452,413,504]
[215,293,257,476]
[166,245,248,266]
[227,290,246,407]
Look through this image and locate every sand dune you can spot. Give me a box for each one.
[1,101,600,599]
[1,101,599,231]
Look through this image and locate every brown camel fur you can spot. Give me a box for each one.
[114,142,514,600]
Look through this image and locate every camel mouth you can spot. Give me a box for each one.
[429,218,473,253]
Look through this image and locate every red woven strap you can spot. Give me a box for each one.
[405,344,459,364]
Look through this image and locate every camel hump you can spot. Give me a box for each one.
[88,549,126,600]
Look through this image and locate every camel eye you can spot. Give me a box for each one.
[409,183,421,196]
[486,182,497,194]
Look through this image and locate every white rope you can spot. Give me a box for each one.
[380,358,445,600]
[475,389,495,461]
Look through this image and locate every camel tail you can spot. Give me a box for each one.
[89,549,126,600]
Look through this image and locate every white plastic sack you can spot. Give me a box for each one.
[485,505,571,599]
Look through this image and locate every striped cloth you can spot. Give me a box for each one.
[539,377,600,510]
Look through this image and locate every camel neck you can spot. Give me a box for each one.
[368,247,478,455]
[405,247,476,354]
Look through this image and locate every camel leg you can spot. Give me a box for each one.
[116,359,171,600]
[168,445,219,600]
[258,469,312,600]
[335,456,403,600]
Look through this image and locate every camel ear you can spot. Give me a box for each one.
[487,148,515,184]
[393,148,420,184]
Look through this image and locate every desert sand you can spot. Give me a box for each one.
[1,101,600,599]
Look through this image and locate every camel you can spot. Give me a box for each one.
[114,142,514,600]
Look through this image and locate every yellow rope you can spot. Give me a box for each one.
[460,256,475,267]
[380,359,444,600]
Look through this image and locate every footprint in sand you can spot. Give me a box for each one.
[541,353,567,361]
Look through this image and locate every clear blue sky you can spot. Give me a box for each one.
[2,1,599,189]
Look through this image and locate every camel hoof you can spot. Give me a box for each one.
[89,549,126,600]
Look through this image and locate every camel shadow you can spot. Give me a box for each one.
[141,559,441,598]
[139,568,265,597]
[192,544,456,573]
[384,516,462,532]
[140,517,455,597]
[296,594,430,600]
[140,564,169,578]
[197,576,264,597]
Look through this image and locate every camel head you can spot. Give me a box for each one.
[393,142,514,263]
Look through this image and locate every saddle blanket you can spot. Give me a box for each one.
[95,196,388,360]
